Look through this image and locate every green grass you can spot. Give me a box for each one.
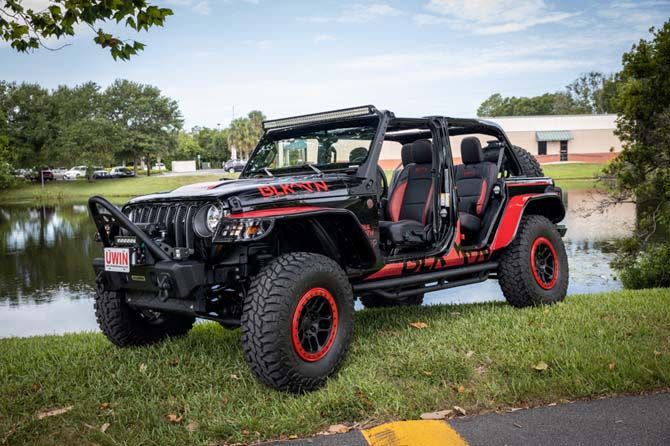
[0,174,234,204]
[542,163,606,191]
[1,289,669,445]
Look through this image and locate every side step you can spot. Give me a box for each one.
[352,261,498,299]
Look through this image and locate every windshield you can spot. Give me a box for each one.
[245,124,377,176]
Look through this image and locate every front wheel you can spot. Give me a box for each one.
[497,215,569,307]
[94,276,195,347]
[241,252,354,393]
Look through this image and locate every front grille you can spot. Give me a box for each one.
[125,201,204,250]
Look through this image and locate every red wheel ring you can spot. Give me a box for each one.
[291,287,339,362]
[530,236,559,290]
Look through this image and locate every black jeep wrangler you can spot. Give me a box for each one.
[89,106,568,392]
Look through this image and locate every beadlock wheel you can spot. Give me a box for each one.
[241,252,354,392]
[530,236,559,290]
[291,288,339,362]
[498,215,568,307]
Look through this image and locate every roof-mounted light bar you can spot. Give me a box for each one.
[262,105,378,131]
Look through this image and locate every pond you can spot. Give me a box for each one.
[0,190,635,338]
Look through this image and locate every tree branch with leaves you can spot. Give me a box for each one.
[0,0,173,60]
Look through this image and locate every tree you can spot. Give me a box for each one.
[605,22,670,288]
[0,108,13,189]
[195,127,229,164]
[228,110,265,159]
[0,81,55,167]
[566,71,618,114]
[0,0,173,60]
[48,82,121,167]
[477,91,588,117]
[103,80,182,175]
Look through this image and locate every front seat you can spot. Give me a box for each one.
[454,137,498,236]
[380,139,434,245]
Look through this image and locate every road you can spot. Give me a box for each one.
[262,393,670,446]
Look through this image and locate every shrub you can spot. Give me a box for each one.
[616,241,670,289]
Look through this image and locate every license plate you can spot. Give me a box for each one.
[104,248,131,273]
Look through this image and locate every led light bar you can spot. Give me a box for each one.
[262,105,378,131]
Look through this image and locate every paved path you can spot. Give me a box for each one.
[262,393,670,446]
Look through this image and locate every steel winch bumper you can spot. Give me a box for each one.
[89,195,207,300]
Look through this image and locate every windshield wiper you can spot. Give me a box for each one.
[301,163,323,176]
[262,168,274,177]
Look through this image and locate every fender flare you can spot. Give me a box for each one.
[226,206,379,269]
[490,193,565,252]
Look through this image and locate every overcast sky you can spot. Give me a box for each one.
[2,0,669,128]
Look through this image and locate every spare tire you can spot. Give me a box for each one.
[511,145,544,177]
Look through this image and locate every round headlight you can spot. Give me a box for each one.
[206,204,223,232]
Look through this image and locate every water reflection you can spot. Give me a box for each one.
[0,204,97,307]
[0,190,636,337]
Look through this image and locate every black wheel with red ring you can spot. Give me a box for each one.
[241,252,354,393]
[292,287,339,362]
[530,236,559,290]
[498,215,569,308]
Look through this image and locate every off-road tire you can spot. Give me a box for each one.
[360,293,424,308]
[94,274,195,347]
[498,215,568,307]
[511,145,544,177]
[241,252,354,393]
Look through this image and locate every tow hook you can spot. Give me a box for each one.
[157,273,172,301]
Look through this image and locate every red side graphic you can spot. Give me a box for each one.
[227,206,325,219]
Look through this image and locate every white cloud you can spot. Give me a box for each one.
[165,0,211,15]
[243,39,272,50]
[301,3,402,24]
[415,0,577,34]
[314,34,336,44]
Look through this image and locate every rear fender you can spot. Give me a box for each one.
[490,193,565,252]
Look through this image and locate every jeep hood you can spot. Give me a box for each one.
[127,174,361,207]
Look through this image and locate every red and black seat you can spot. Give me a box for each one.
[380,139,434,245]
[454,137,498,235]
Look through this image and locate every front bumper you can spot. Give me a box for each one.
[89,195,208,299]
[93,258,206,299]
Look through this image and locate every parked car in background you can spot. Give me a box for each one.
[51,168,68,180]
[110,166,136,178]
[153,162,166,171]
[64,166,88,180]
[25,168,54,183]
[223,159,246,173]
[92,170,113,180]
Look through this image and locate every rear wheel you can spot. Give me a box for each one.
[497,215,568,307]
[360,293,424,308]
[511,145,544,177]
[241,252,354,392]
[94,275,195,347]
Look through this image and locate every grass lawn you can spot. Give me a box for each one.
[1,288,669,445]
[0,174,233,204]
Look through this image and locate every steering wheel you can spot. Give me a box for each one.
[376,165,388,201]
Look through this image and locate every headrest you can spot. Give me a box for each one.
[349,147,368,163]
[411,139,433,164]
[461,137,483,164]
[400,143,413,166]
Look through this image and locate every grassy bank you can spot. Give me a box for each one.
[543,163,605,190]
[1,289,669,445]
